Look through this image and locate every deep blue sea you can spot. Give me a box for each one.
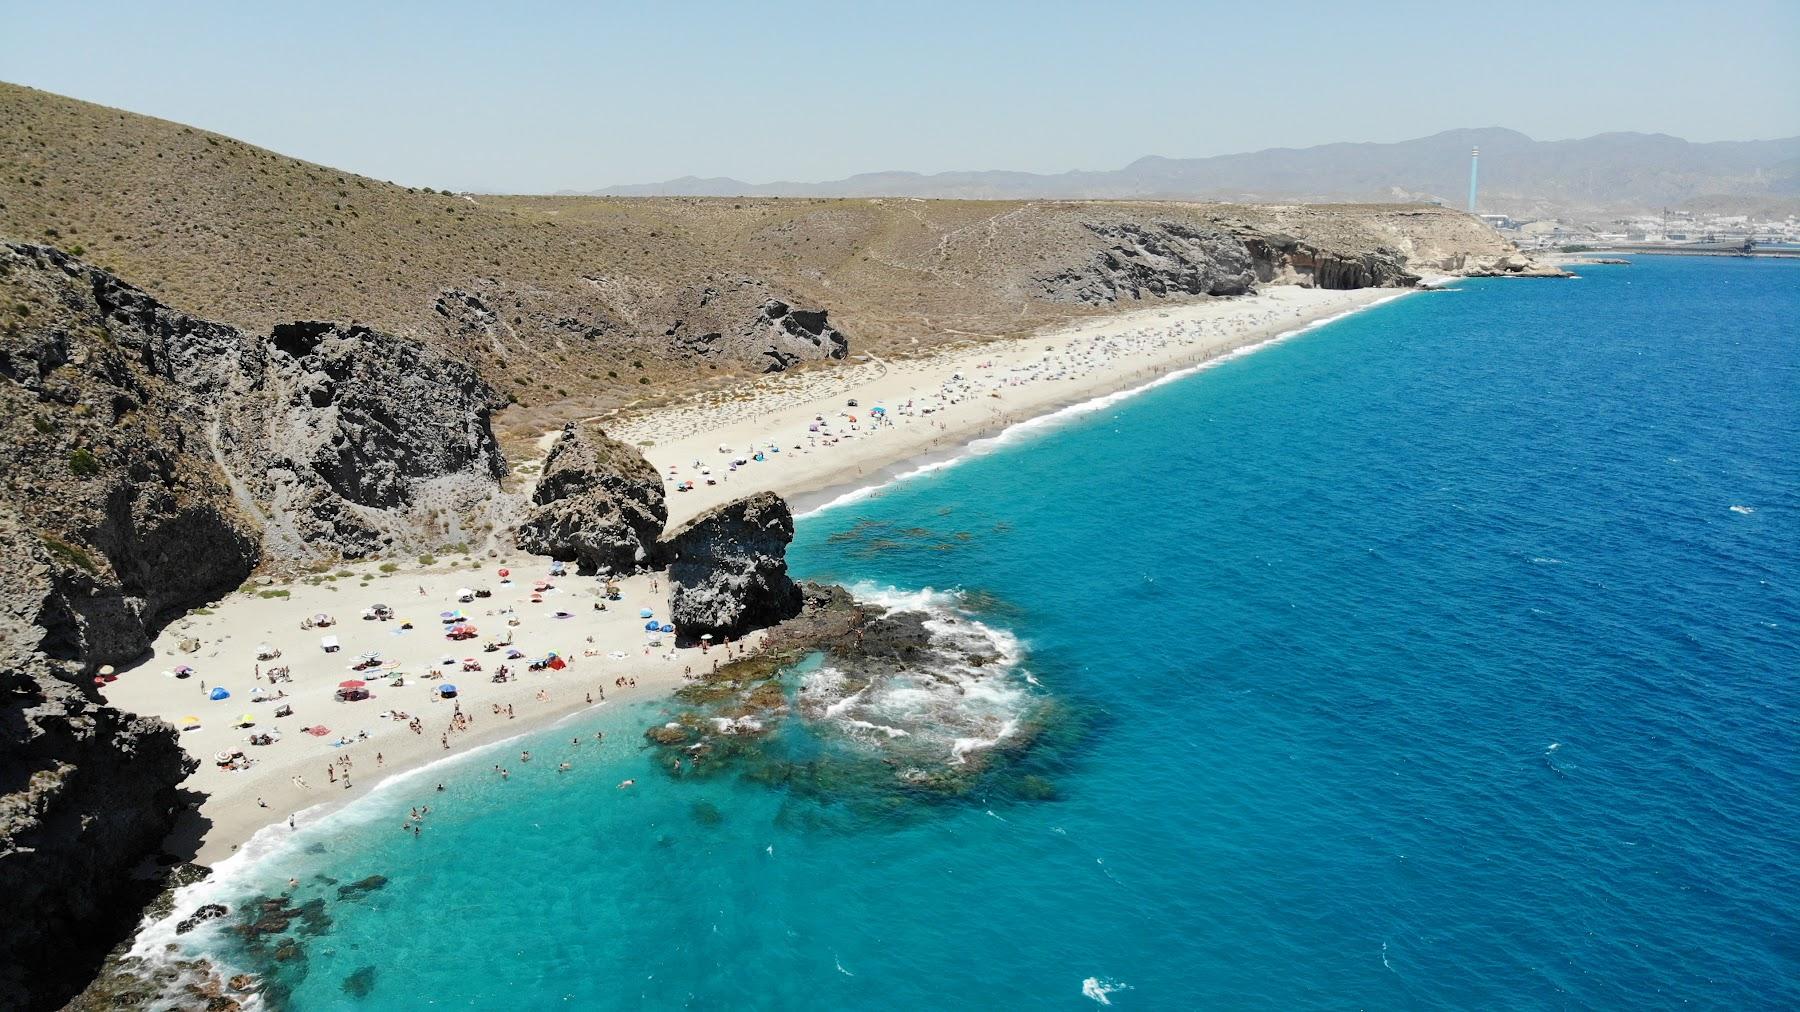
[178,256,1798,1009]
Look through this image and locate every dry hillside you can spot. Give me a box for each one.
[0,82,1525,443]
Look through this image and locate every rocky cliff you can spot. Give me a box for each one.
[0,243,516,1009]
[0,513,196,1011]
[516,422,667,574]
[660,492,803,644]
[1,242,509,663]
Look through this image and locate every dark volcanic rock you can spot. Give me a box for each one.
[660,492,802,644]
[0,242,509,660]
[1038,221,1258,304]
[516,423,666,574]
[175,903,229,936]
[0,614,196,1010]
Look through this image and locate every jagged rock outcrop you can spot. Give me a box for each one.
[515,423,666,574]
[670,289,850,372]
[0,567,195,1011]
[1237,231,1419,289]
[0,243,508,648]
[659,491,802,644]
[1037,221,1258,304]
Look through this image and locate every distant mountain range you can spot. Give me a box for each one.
[577,128,1800,218]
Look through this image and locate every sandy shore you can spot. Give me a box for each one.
[111,281,1421,864]
[104,560,756,864]
[607,285,1413,527]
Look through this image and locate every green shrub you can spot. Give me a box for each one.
[417,553,437,566]
[378,562,400,573]
[257,589,290,599]
[67,449,100,476]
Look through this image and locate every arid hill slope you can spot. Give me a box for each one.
[1,82,1528,441]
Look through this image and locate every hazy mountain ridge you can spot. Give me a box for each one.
[582,128,1800,216]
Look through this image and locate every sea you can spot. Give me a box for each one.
[157,255,1798,1009]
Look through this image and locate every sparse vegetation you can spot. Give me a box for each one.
[39,534,97,573]
[67,448,99,476]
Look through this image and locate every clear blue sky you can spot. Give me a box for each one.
[4,0,1796,192]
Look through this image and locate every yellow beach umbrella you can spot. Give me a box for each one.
[238,713,257,726]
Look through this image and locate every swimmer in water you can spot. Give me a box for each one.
[558,762,571,772]
[617,779,635,789]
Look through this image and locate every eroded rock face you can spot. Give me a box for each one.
[1038,221,1258,304]
[515,423,666,574]
[1238,232,1419,289]
[660,491,802,644]
[0,603,196,1010]
[0,242,509,661]
[670,289,851,373]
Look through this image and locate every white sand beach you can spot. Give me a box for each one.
[107,282,1418,864]
[609,284,1411,527]
[104,561,755,864]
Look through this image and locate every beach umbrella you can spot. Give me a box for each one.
[439,610,456,620]
[98,664,116,677]
[238,713,257,726]
[505,648,525,659]
[180,716,201,725]
[660,623,674,633]
[209,687,230,700]
[175,665,194,676]
[639,607,654,618]
[700,633,714,641]
[440,684,458,696]
[498,568,510,577]
[338,679,367,689]
[644,620,661,631]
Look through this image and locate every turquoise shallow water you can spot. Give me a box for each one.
[184,256,1797,1008]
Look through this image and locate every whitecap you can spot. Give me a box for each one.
[1082,976,1131,1005]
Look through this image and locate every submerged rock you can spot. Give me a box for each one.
[660,492,802,644]
[515,422,666,574]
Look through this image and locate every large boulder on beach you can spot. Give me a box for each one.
[659,492,802,644]
[515,423,666,575]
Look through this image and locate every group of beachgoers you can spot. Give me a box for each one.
[637,299,1321,496]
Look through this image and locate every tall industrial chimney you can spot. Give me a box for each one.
[1467,146,1480,213]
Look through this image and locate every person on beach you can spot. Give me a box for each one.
[288,814,296,830]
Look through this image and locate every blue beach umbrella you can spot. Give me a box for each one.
[209,687,230,700]
[639,607,654,618]
[660,623,674,633]
[440,684,458,697]
[644,620,661,631]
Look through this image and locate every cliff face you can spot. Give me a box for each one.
[516,422,667,574]
[0,516,196,1011]
[0,243,509,651]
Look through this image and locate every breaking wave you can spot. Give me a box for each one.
[798,584,1037,768]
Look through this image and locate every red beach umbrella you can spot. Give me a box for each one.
[338,679,367,689]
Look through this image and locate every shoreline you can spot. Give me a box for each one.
[613,282,1434,529]
[114,279,1432,871]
